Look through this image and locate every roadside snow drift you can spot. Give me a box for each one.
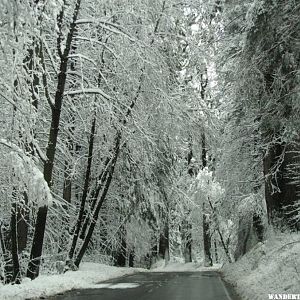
[0,263,143,300]
[151,260,222,272]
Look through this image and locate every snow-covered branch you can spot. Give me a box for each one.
[0,139,52,207]
[68,54,96,65]
[75,19,135,42]
[64,88,112,100]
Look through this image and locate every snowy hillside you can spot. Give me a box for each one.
[223,233,300,300]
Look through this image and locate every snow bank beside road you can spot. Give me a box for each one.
[0,263,143,300]
[152,260,222,272]
[223,233,300,300]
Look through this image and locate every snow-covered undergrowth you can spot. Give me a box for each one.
[0,263,143,300]
[223,233,300,300]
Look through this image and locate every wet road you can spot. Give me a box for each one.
[47,271,238,300]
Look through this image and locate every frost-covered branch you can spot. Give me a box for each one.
[75,19,135,42]
[40,41,55,109]
[64,88,112,100]
[68,54,96,65]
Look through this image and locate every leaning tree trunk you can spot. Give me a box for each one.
[27,0,82,279]
[68,114,96,259]
[74,133,121,267]
[73,66,143,266]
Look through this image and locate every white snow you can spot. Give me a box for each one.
[64,88,111,100]
[223,233,300,300]
[97,283,140,289]
[0,139,52,207]
[151,260,222,272]
[0,263,143,300]
[10,152,52,207]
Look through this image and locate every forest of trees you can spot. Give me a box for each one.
[0,0,299,284]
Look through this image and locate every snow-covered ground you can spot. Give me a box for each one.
[223,233,300,300]
[0,258,223,300]
[151,259,222,272]
[4,235,299,300]
[0,263,143,300]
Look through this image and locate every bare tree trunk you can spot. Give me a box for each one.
[158,223,170,262]
[5,190,28,284]
[68,114,96,259]
[214,239,219,263]
[201,133,213,266]
[60,25,79,248]
[73,59,143,266]
[128,248,135,267]
[182,138,193,262]
[181,219,192,263]
[27,0,82,279]
[203,213,212,266]
[0,223,5,255]
[58,137,74,254]
[79,156,111,240]
[149,237,158,267]
[17,193,29,253]
[74,133,121,267]
[114,224,127,267]
[10,201,21,284]
[7,16,38,281]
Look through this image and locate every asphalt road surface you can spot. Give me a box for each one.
[46,271,239,300]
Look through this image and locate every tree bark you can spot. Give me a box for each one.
[149,237,158,267]
[181,219,192,263]
[158,223,170,262]
[79,156,111,239]
[113,224,127,267]
[74,133,121,267]
[10,201,21,284]
[246,5,300,230]
[263,142,300,229]
[69,114,96,259]
[253,213,264,242]
[201,133,213,266]
[27,0,82,279]
[128,248,135,267]
[214,239,219,263]
[203,213,212,266]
